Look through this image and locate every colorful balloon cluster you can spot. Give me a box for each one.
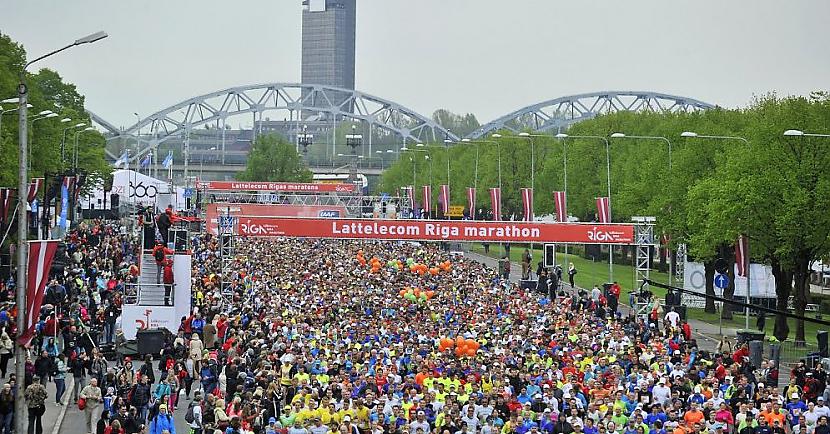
[438,337,480,357]
[399,287,435,303]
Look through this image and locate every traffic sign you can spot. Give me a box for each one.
[714,273,730,289]
[183,188,194,198]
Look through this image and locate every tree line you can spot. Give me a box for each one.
[379,93,830,343]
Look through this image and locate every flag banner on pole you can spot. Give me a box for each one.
[596,196,611,223]
[660,233,672,260]
[0,189,13,224]
[115,151,129,168]
[140,154,151,169]
[553,191,567,223]
[60,177,71,229]
[489,187,502,221]
[422,185,432,214]
[18,240,59,346]
[439,184,450,215]
[521,188,534,222]
[162,151,173,169]
[467,187,476,220]
[27,178,43,203]
[73,173,86,202]
[736,234,748,277]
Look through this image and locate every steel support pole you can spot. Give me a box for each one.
[15,80,29,434]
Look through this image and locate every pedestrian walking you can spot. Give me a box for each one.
[568,263,577,288]
[81,377,104,434]
[55,353,68,405]
[24,376,48,434]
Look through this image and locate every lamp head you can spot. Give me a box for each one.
[1,98,18,104]
[60,118,72,123]
[555,133,568,139]
[386,150,394,153]
[491,134,502,138]
[74,31,108,45]
[518,132,530,137]
[680,131,698,138]
[416,143,424,147]
[461,138,471,142]
[37,110,53,116]
[610,133,626,138]
[401,147,409,151]
[783,129,804,137]
[75,123,87,128]
[45,113,59,119]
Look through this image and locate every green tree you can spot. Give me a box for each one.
[237,134,313,182]
[432,109,480,138]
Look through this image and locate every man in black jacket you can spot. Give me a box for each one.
[33,351,53,386]
[130,374,152,422]
[69,352,88,404]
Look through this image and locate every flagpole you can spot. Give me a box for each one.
[745,238,751,330]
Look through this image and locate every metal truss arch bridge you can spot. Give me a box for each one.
[118,83,458,162]
[467,91,715,139]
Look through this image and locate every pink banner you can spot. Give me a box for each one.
[197,181,355,193]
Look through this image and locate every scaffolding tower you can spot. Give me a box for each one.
[632,217,656,291]
[218,214,236,305]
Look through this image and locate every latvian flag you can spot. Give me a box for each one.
[736,235,749,277]
[489,187,501,221]
[553,191,567,223]
[422,185,432,214]
[0,189,14,225]
[17,240,60,345]
[467,188,476,220]
[28,178,43,203]
[438,184,450,216]
[596,196,611,223]
[521,188,534,222]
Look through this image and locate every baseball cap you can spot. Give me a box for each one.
[269,418,277,424]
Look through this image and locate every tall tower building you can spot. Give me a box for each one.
[301,0,356,90]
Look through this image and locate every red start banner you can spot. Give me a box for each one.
[197,181,355,193]
[234,217,636,244]
[207,203,347,234]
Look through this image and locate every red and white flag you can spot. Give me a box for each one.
[489,187,501,221]
[403,186,414,210]
[422,185,432,214]
[736,235,749,277]
[18,240,60,346]
[27,178,43,203]
[521,188,534,222]
[553,191,567,223]
[596,196,611,223]
[0,188,13,223]
[439,184,450,215]
[467,188,476,220]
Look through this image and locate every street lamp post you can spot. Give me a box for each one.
[610,132,673,285]
[557,133,612,281]
[681,130,749,328]
[15,30,107,434]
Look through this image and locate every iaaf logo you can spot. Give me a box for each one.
[318,210,341,218]
[239,220,276,235]
[587,226,619,242]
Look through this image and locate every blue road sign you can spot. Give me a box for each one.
[183,188,194,198]
[714,273,730,289]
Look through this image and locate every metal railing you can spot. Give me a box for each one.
[123,283,175,306]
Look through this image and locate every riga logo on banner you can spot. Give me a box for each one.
[596,196,611,223]
[234,217,636,244]
[521,188,534,222]
[196,181,355,193]
[439,185,450,215]
[489,188,501,221]
[467,188,476,220]
[422,185,432,214]
[553,191,567,222]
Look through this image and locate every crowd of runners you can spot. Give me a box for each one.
[7,226,830,434]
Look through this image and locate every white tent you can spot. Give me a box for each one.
[80,170,187,213]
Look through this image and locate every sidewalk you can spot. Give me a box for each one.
[3,366,75,434]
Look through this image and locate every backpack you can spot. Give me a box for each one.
[184,402,197,424]
[154,248,165,262]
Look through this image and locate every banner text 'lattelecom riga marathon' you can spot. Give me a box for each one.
[235,217,636,244]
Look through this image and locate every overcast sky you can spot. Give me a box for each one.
[2,0,828,129]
